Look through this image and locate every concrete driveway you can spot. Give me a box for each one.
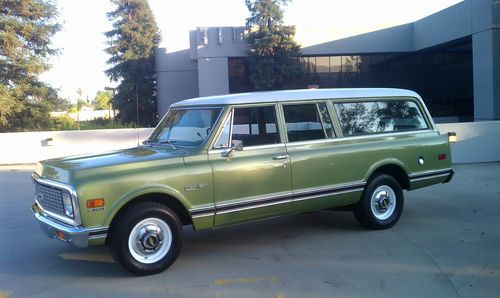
[0,163,498,297]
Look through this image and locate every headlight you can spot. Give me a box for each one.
[62,192,74,218]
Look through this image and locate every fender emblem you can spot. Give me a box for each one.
[184,183,208,192]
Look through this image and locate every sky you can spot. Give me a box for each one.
[40,0,463,102]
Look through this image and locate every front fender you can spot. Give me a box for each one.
[103,184,190,227]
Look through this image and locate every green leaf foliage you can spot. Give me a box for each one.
[0,0,61,132]
[92,90,112,110]
[245,0,305,91]
[105,0,161,127]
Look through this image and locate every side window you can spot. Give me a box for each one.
[334,100,429,136]
[318,102,335,138]
[283,103,334,142]
[231,106,280,147]
[213,113,232,149]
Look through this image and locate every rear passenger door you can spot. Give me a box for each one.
[282,102,363,212]
[209,104,292,227]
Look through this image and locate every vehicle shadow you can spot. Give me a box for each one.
[1,210,361,278]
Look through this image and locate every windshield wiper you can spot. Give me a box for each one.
[159,139,177,150]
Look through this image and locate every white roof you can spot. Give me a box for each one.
[171,88,421,107]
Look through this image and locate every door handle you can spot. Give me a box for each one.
[272,154,289,160]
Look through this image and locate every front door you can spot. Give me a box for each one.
[209,104,292,227]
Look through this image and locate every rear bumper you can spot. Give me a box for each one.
[444,169,455,183]
[31,202,108,248]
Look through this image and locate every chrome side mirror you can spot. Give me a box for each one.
[220,140,243,158]
[232,140,243,151]
[221,147,234,158]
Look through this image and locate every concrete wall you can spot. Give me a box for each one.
[413,0,471,50]
[197,57,229,96]
[191,27,246,97]
[302,24,414,56]
[155,48,199,118]
[190,27,247,59]
[0,128,154,164]
[1,122,499,165]
[437,121,500,164]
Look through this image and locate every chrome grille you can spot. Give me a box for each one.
[33,179,66,217]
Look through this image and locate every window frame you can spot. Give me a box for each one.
[281,101,336,143]
[331,97,433,138]
[211,103,282,150]
[149,106,224,148]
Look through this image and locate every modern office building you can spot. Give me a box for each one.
[155,0,499,122]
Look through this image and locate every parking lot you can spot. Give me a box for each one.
[0,163,498,297]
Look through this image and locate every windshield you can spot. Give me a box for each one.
[148,108,222,148]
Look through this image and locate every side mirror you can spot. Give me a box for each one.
[232,140,243,151]
[221,140,243,158]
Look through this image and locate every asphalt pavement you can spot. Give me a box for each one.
[0,163,498,298]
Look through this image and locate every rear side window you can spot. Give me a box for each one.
[334,100,429,136]
[283,103,335,142]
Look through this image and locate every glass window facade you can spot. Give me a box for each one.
[228,38,473,121]
[228,58,253,93]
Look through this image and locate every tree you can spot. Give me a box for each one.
[0,0,61,131]
[244,0,305,91]
[105,0,160,126]
[93,91,112,110]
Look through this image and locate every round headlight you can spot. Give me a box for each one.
[62,192,74,218]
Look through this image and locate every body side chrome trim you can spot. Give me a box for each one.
[293,187,365,202]
[292,181,366,197]
[209,181,366,216]
[189,205,216,218]
[191,212,215,219]
[216,199,293,215]
[216,191,292,209]
[410,173,452,182]
[409,168,454,182]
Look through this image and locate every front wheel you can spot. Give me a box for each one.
[108,202,183,275]
[353,174,404,229]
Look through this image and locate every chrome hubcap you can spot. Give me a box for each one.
[128,218,172,264]
[370,185,396,220]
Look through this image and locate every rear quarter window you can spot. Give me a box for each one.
[334,100,429,136]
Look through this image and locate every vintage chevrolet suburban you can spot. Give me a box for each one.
[32,88,454,275]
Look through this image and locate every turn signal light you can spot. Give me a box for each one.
[56,230,66,241]
[448,132,457,143]
[438,154,447,160]
[86,198,105,209]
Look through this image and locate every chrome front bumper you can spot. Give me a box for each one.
[31,202,108,248]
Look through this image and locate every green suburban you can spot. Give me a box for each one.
[32,88,454,275]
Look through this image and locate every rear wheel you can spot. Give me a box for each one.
[108,202,182,275]
[354,174,404,229]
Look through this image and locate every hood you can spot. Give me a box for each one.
[36,146,185,184]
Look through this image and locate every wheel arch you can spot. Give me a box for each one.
[105,188,193,238]
[364,160,410,190]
